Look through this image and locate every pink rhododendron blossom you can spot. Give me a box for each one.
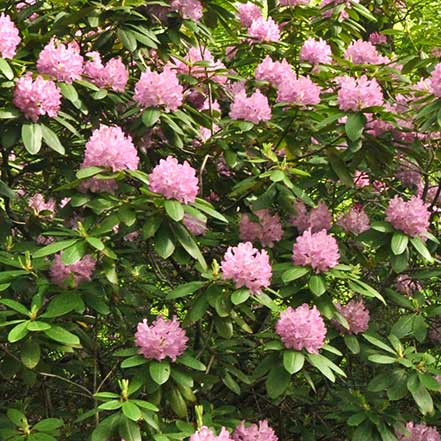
[291,201,332,234]
[334,300,370,334]
[396,422,441,441]
[336,75,384,111]
[344,39,389,64]
[190,427,233,441]
[13,73,62,122]
[221,242,272,293]
[124,231,140,242]
[395,274,422,296]
[396,164,422,189]
[50,254,96,288]
[233,420,278,441]
[83,52,128,92]
[135,316,188,362]
[0,13,21,59]
[183,213,208,236]
[237,2,262,27]
[171,0,203,20]
[385,195,430,237]
[134,66,183,111]
[277,75,321,106]
[430,63,441,97]
[276,304,326,353]
[149,156,199,204]
[37,38,83,83]
[300,38,332,65]
[239,209,283,248]
[279,0,309,5]
[247,17,280,43]
[29,193,56,217]
[353,170,370,188]
[36,235,55,245]
[229,89,271,124]
[369,32,387,45]
[337,205,370,235]
[292,229,340,273]
[255,56,293,88]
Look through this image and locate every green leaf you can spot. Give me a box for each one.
[0,58,14,80]
[119,417,141,441]
[0,179,15,199]
[344,335,360,354]
[177,353,206,371]
[166,281,206,300]
[413,315,427,343]
[223,372,241,395]
[231,288,250,305]
[21,340,40,369]
[8,321,29,342]
[283,350,305,375]
[122,402,142,422]
[309,275,326,296]
[27,321,51,331]
[169,388,188,418]
[154,224,175,259]
[265,364,291,399]
[171,223,207,270]
[41,292,83,318]
[41,125,65,155]
[194,199,228,223]
[345,113,366,141]
[33,418,63,432]
[307,354,335,382]
[86,236,105,251]
[142,109,161,127]
[407,374,433,415]
[61,240,87,265]
[0,299,30,316]
[91,414,121,441]
[391,232,408,255]
[149,360,171,385]
[7,408,27,427]
[370,221,393,233]
[98,400,122,411]
[368,354,397,364]
[121,355,148,369]
[410,236,433,262]
[44,325,80,346]
[349,280,385,304]
[130,400,159,412]
[22,123,42,155]
[164,200,185,222]
[33,239,79,258]
[117,29,137,52]
[327,152,353,187]
[59,83,79,103]
[282,267,309,283]
[76,166,103,180]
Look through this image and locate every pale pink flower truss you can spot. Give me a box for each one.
[239,209,283,248]
[183,213,208,236]
[13,73,62,122]
[255,56,293,88]
[233,420,278,441]
[221,242,272,293]
[28,193,56,217]
[430,63,441,97]
[336,75,384,111]
[369,32,387,45]
[344,39,389,65]
[190,427,233,441]
[0,13,21,59]
[334,299,370,334]
[279,0,309,5]
[395,274,422,296]
[337,205,370,235]
[385,196,430,237]
[247,17,280,43]
[276,304,327,353]
[397,422,441,441]
[396,163,422,189]
[37,39,83,83]
[300,38,332,65]
[353,170,370,188]
[277,75,321,106]
[50,254,96,288]
[135,316,188,362]
[237,2,262,27]
[229,89,271,124]
[171,0,203,20]
[134,66,183,111]
[83,52,128,92]
[149,156,199,204]
[292,229,340,273]
[291,201,332,234]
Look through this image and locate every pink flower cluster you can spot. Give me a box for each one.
[336,75,384,111]
[396,163,422,189]
[279,0,309,5]
[291,201,332,233]
[385,195,430,237]
[183,213,208,236]
[334,299,370,334]
[277,75,321,106]
[397,422,441,441]
[171,0,203,21]
[344,40,389,64]
[395,274,422,296]
[229,89,271,124]
[221,242,272,293]
[37,39,83,83]
[255,56,293,88]
[0,13,21,59]
[237,2,262,27]
[292,229,340,273]
[300,38,332,65]
[369,32,387,45]
[233,420,278,441]
[247,17,281,43]
[239,209,283,248]
[337,205,370,235]
[353,170,370,188]
[430,63,441,97]
[13,73,62,122]
[135,316,188,362]
[50,254,96,288]
[190,427,232,441]
[276,304,327,354]
[134,66,183,111]
[149,156,199,204]
[83,52,128,92]
[29,193,56,217]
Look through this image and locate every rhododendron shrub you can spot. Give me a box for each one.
[0,1,441,441]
